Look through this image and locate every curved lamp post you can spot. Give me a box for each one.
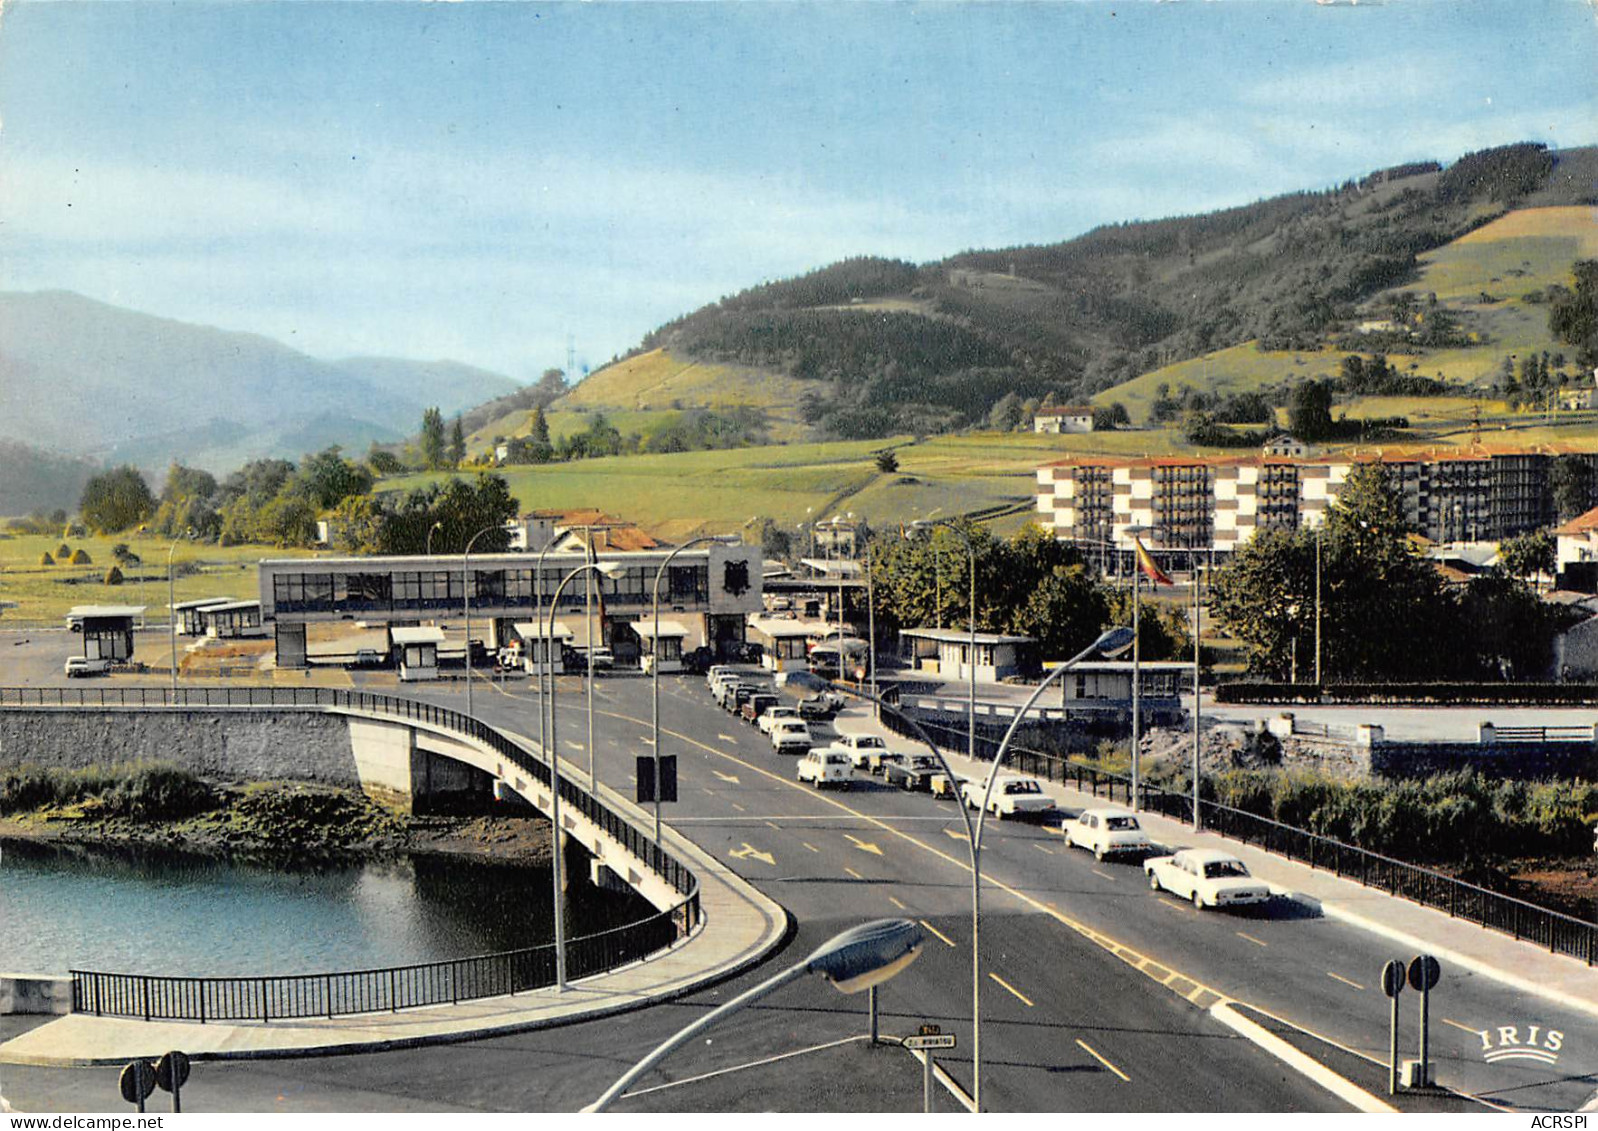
[649,534,738,843]
[546,559,623,991]
[462,524,501,719]
[166,530,193,694]
[585,918,925,1112]
[910,520,977,765]
[531,539,568,757]
[424,520,444,557]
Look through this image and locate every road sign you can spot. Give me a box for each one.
[1381,960,1406,998]
[918,1023,941,1036]
[119,1061,156,1110]
[155,1050,190,1092]
[904,1033,957,1050]
[1407,955,1440,993]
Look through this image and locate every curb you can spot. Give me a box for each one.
[1209,1001,1397,1114]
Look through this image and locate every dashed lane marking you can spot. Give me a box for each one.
[1075,1039,1130,1082]
[712,770,741,784]
[888,896,908,911]
[844,866,864,880]
[1091,868,1115,881]
[1442,1018,1481,1035]
[765,821,781,831]
[1033,844,1054,856]
[919,920,957,948]
[801,842,819,854]
[717,734,738,744]
[1327,972,1365,991]
[1236,931,1268,948]
[988,972,1034,1007]
[731,803,746,813]
[1158,898,1193,913]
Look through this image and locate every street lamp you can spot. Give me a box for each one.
[461,524,500,718]
[585,918,924,1112]
[650,534,738,843]
[425,520,444,557]
[546,559,624,991]
[167,530,193,695]
[1124,524,1153,811]
[910,520,977,766]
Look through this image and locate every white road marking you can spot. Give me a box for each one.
[1442,1017,1482,1035]
[717,734,738,744]
[920,920,957,948]
[888,896,908,911]
[989,972,1034,1007]
[1327,972,1365,991]
[1033,844,1054,856]
[1236,931,1268,948]
[1091,868,1115,881]
[801,842,819,853]
[712,770,741,784]
[729,843,776,865]
[731,803,746,813]
[1075,1039,1130,1082]
[621,1035,870,1099]
[844,866,864,880]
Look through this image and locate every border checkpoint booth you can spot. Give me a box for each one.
[197,600,265,639]
[65,605,146,663]
[631,619,689,674]
[171,597,231,636]
[390,626,446,681]
[511,620,575,675]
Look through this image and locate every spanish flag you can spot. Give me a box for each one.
[1133,535,1173,586]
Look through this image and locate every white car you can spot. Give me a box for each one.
[1145,849,1271,910]
[825,733,891,770]
[64,656,112,678]
[757,705,801,736]
[796,749,854,788]
[962,776,1056,819]
[769,719,814,755]
[1065,807,1152,861]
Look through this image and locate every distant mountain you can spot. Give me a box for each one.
[625,141,1598,439]
[0,439,100,515]
[0,291,520,474]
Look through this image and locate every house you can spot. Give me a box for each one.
[391,626,446,681]
[1262,434,1312,459]
[1052,661,1191,706]
[65,606,147,663]
[1554,506,1598,590]
[1033,406,1096,434]
[901,628,1038,682]
[504,508,664,554]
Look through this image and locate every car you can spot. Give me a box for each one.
[727,683,768,714]
[824,733,891,770]
[930,772,972,800]
[798,695,839,721]
[706,665,737,689]
[796,749,853,788]
[64,656,112,678]
[770,719,814,755]
[1144,848,1271,910]
[741,694,779,724]
[578,646,614,671]
[353,648,386,668]
[757,705,800,736]
[1064,807,1152,861]
[883,753,943,791]
[961,775,1056,819]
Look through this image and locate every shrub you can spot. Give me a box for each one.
[103,565,124,585]
[0,763,216,819]
[71,549,92,565]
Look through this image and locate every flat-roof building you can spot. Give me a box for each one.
[901,628,1038,683]
[172,597,233,636]
[65,605,147,662]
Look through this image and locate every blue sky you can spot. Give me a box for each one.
[2,1,1595,382]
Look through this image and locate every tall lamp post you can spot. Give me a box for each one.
[424,520,444,557]
[546,559,623,991]
[911,520,977,764]
[167,530,193,694]
[586,919,925,1111]
[461,524,500,719]
[649,534,737,843]
[531,539,566,757]
[1124,525,1154,811]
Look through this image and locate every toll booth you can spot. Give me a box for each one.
[391,625,446,681]
[172,597,231,636]
[511,620,575,675]
[632,619,689,674]
[65,605,146,662]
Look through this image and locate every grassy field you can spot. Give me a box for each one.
[0,531,324,627]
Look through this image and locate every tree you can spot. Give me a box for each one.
[79,466,157,534]
[254,495,318,547]
[988,392,1023,432]
[1549,260,1598,370]
[366,445,404,476]
[38,551,53,566]
[533,368,569,406]
[217,459,295,508]
[754,517,794,561]
[291,446,374,510]
[1498,528,1555,581]
[874,449,900,474]
[1552,455,1592,522]
[161,463,217,505]
[527,407,554,463]
[448,416,467,468]
[1092,403,1130,431]
[71,548,92,565]
[420,407,447,471]
[1288,380,1334,441]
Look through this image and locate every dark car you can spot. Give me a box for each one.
[798,695,837,721]
[742,693,779,724]
[728,683,767,713]
[883,753,943,791]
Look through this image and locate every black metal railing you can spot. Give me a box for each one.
[1,685,703,1018]
[883,712,1598,966]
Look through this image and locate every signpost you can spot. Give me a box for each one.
[905,1025,958,1113]
[1380,959,1405,1096]
[1407,955,1441,1088]
[155,1050,191,1113]
[119,1061,156,1113]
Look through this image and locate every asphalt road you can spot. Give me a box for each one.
[3,636,1595,1112]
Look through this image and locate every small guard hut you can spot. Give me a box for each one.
[391,625,446,682]
[65,605,146,663]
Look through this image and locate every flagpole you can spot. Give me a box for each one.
[1131,561,1140,812]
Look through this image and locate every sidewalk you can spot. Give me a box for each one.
[831,704,1598,1021]
[0,751,788,1068]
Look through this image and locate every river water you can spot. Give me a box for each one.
[0,837,649,977]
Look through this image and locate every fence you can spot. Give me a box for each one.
[883,712,1598,966]
[1490,725,1595,744]
[1218,682,1598,706]
[0,685,702,1020]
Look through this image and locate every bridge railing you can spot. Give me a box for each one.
[1,685,703,1018]
[884,712,1598,966]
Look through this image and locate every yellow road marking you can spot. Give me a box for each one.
[1442,1018,1482,1035]
[765,821,781,831]
[920,920,957,948]
[712,770,742,784]
[988,972,1034,1007]
[801,841,820,853]
[1159,898,1193,913]
[844,834,884,855]
[1327,972,1365,991]
[731,803,746,813]
[701,788,716,796]
[888,896,908,911]
[729,843,776,865]
[944,828,966,841]
[844,866,864,880]
[1091,868,1115,881]
[1033,844,1054,856]
[1075,1039,1130,1082]
[1235,931,1268,948]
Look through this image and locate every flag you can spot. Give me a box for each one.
[1133,536,1173,585]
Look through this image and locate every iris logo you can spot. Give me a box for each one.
[1480,1024,1563,1066]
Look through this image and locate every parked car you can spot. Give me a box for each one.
[706,665,736,689]
[769,719,814,755]
[962,775,1056,819]
[1144,849,1271,910]
[796,748,853,788]
[741,694,779,724]
[64,656,112,678]
[825,733,891,770]
[757,705,801,736]
[577,646,614,671]
[354,648,386,668]
[728,683,769,714]
[1064,807,1152,861]
[798,695,838,721]
[930,772,971,800]
[884,753,943,791]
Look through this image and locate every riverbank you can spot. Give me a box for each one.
[0,770,553,866]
